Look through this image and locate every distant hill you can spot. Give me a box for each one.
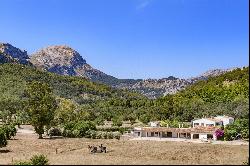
[113,68,236,99]
[0,42,242,99]
[0,63,143,105]
[154,66,249,121]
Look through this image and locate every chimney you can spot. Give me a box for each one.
[179,124,181,128]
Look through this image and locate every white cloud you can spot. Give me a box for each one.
[136,0,152,10]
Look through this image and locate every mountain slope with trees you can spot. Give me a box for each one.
[0,63,248,124]
[154,67,249,122]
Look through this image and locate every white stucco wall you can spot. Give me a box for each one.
[149,122,160,127]
[222,118,234,126]
[192,119,216,127]
[199,133,207,140]
[214,116,234,126]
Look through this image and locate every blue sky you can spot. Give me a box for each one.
[0,0,249,79]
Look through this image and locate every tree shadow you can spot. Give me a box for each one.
[10,138,18,140]
[0,149,11,153]
[43,136,64,140]
[106,149,114,153]
[90,150,114,154]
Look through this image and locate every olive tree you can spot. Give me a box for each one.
[25,81,57,139]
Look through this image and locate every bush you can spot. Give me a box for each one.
[102,132,108,139]
[95,131,102,139]
[72,130,80,138]
[63,121,75,130]
[89,130,97,139]
[215,129,224,140]
[113,131,121,140]
[72,121,96,138]
[61,121,122,139]
[94,118,105,126]
[62,129,75,138]
[224,119,249,141]
[30,154,49,165]
[13,154,49,165]
[0,128,7,148]
[2,124,17,140]
[107,132,114,139]
[85,129,97,138]
[48,127,62,137]
[112,117,123,127]
[62,121,96,138]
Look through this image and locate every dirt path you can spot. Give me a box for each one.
[17,128,35,134]
[130,137,249,145]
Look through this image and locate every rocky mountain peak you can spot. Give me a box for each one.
[0,42,30,64]
[30,45,117,82]
[30,45,87,70]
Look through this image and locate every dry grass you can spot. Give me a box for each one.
[0,132,249,165]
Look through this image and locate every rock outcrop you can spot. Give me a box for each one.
[0,43,30,65]
[114,69,236,99]
[30,45,118,82]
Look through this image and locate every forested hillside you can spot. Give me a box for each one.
[0,63,146,124]
[0,63,248,126]
[154,67,249,121]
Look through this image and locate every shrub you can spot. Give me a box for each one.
[215,129,224,140]
[0,128,7,148]
[85,129,97,138]
[62,129,74,138]
[113,131,121,140]
[107,132,114,139]
[95,131,102,139]
[62,121,96,138]
[94,118,105,126]
[73,121,96,138]
[102,132,108,139]
[63,121,75,130]
[48,127,62,137]
[30,154,49,165]
[112,117,123,127]
[1,124,17,140]
[13,154,49,165]
[118,127,126,134]
[72,130,80,138]
[88,130,97,139]
[224,119,249,141]
[2,125,11,140]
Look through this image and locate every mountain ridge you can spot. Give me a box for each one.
[0,42,242,98]
[0,43,31,65]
